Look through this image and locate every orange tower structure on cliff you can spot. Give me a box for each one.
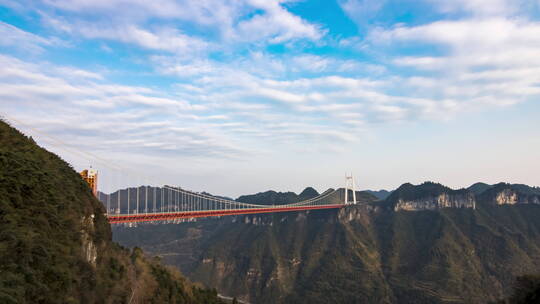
[80,168,98,196]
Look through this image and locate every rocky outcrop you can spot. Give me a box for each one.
[494,188,540,205]
[394,192,476,211]
[495,189,519,205]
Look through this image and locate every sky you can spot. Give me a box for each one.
[1,0,539,197]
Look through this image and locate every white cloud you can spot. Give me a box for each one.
[43,0,241,26]
[4,11,535,169]
[0,55,245,161]
[0,21,55,52]
[373,18,540,53]
[428,0,527,17]
[55,67,104,80]
[46,20,211,56]
[365,16,540,109]
[338,0,385,26]
[40,0,324,51]
[236,0,323,43]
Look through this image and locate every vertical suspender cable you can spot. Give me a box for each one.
[127,187,130,215]
[107,192,110,215]
[118,188,121,215]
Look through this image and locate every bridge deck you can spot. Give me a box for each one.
[107,204,345,224]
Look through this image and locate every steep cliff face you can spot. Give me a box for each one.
[0,121,223,304]
[81,214,98,266]
[394,192,476,211]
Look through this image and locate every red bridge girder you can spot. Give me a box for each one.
[107,204,345,224]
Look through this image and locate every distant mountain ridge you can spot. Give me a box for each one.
[467,182,540,197]
[364,189,392,200]
[364,182,540,202]
[236,189,310,206]
[374,181,540,212]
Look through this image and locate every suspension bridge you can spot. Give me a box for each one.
[100,175,358,224]
[3,115,360,225]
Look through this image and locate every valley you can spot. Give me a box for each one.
[113,182,540,303]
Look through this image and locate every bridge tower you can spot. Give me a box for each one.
[80,168,98,196]
[344,174,357,205]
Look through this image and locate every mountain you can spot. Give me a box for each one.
[114,181,540,304]
[236,188,311,206]
[298,187,319,200]
[365,189,392,200]
[383,181,476,211]
[0,120,223,303]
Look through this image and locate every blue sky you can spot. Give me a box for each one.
[1,0,539,196]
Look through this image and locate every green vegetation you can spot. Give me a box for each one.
[0,120,223,303]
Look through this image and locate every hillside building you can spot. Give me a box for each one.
[80,169,98,196]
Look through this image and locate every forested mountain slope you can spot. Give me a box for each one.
[0,120,223,304]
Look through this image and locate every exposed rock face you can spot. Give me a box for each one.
[493,188,540,205]
[81,214,98,266]
[394,192,476,211]
[495,189,519,205]
[338,203,379,222]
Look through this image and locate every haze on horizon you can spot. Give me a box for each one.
[1,0,539,197]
